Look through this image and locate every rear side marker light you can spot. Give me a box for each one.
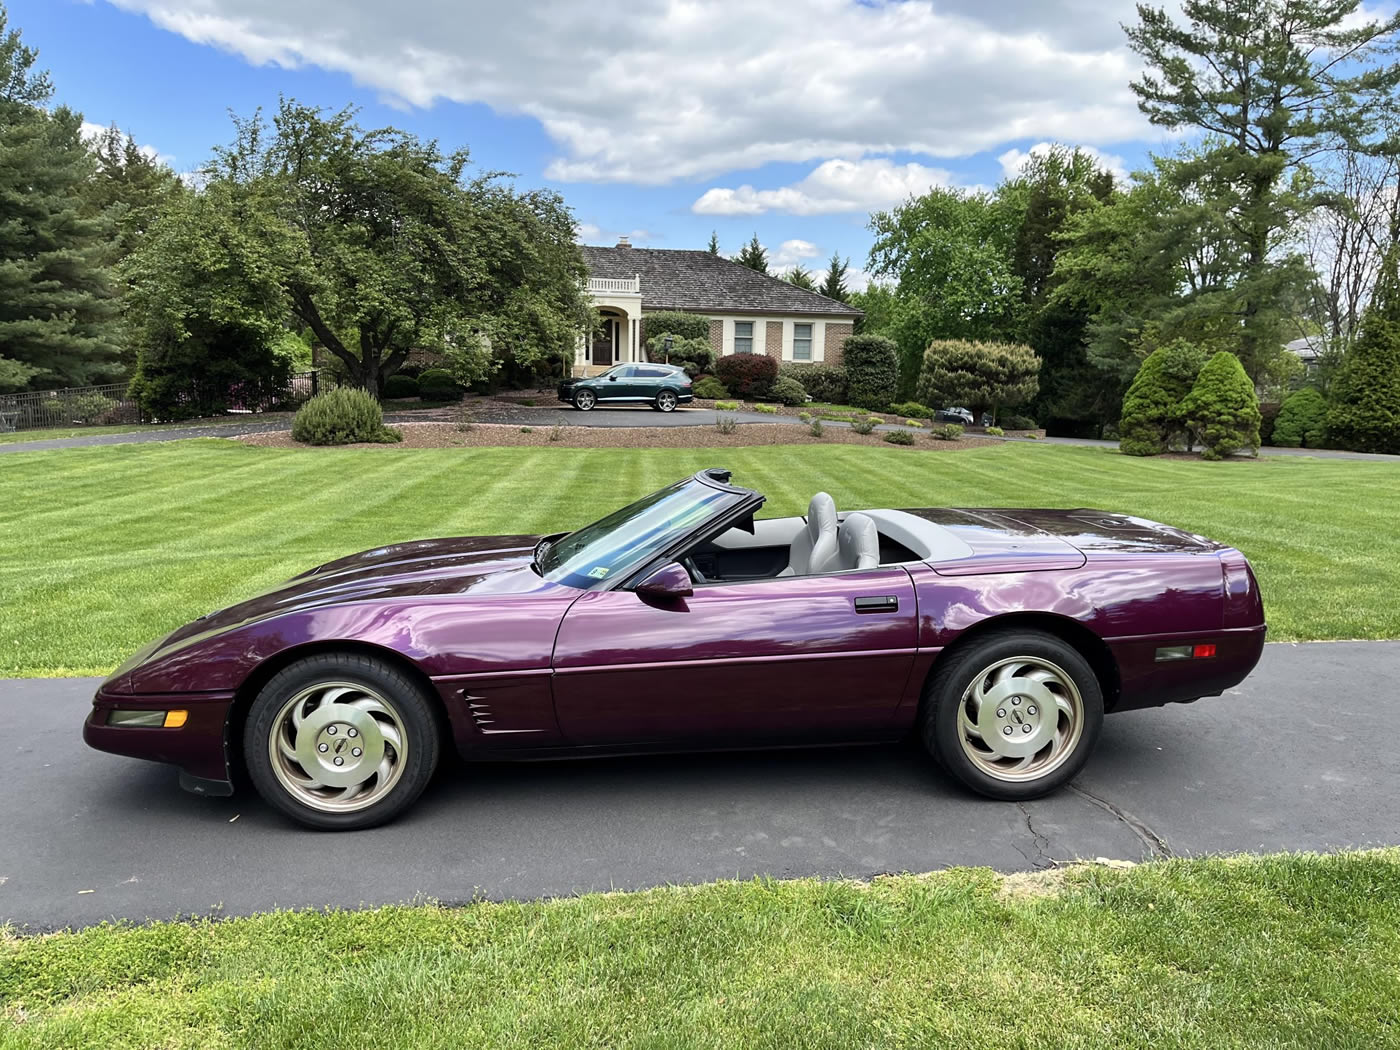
[1155,645,1217,662]
[108,709,188,728]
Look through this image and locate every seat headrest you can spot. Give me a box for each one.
[807,492,837,539]
[838,512,880,570]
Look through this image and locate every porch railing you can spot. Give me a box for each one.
[587,275,640,294]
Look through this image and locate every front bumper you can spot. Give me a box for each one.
[84,687,235,791]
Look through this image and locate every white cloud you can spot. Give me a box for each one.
[79,120,174,167]
[771,239,821,269]
[693,158,956,216]
[996,141,1129,184]
[575,222,654,246]
[105,0,1153,185]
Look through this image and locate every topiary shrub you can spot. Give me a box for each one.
[1272,387,1328,448]
[715,354,778,399]
[1117,340,1205,456]
[291,388,403,445]
[779,363,848,404]
[882,429,914,445]
[417,368,462,401]
[1180,351,1261,460]
[692,376,729,399]
[382,374,420,399]
[770,374,808,406]
[843,335,899,410]
[887,401,933,419]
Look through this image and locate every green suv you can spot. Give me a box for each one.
[558,363,694,412]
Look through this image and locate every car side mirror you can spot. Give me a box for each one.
[608,375,618,381]
[634,562,693,601]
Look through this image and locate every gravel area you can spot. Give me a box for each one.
[236,421,1005,451]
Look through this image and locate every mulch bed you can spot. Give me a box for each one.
[236,422,1006,451]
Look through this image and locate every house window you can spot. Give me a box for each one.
[734,321,753,354]
[793,323,812,361]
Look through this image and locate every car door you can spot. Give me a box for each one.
[598,364,637,402]
[550,567,919,746]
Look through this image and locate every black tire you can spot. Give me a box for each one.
[655,390,678,413]
[574,390,596,411]
[243,652,442,830]
[919,629,1103,800]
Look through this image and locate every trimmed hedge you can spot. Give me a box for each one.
[770,375,808,406]
[843,335,899,410]
[1272,387,1328,448]
[1180,351,1261,460]
[418,368,462,401]
[887,401,933,419]
[778,363,848,404]
[382,374,421,399]
[291,388,402,446]
[715,354,777,399]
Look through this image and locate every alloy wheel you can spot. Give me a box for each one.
[956,655,1084,782]
[657,391,677,412]
[575,390,596,411]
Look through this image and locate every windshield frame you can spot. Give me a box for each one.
[537,471,761,592]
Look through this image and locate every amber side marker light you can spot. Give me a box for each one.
[108,709,188,728]
[1154,644,1217,662]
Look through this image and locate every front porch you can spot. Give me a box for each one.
[575,275,643,377]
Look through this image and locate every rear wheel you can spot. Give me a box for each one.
[244,653,441,830]
[574,389,596,411]
[655,390,678,413]
[919,629,1102,800]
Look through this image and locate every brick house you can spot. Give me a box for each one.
[577,238,862,375]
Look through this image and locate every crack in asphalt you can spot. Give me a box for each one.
[1068,784,1174,860]
[1015,803,1056,869]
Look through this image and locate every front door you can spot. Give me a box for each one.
[551,567,919,746]
[591,319,614,366]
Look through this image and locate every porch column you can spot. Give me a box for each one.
[632,318,639,362]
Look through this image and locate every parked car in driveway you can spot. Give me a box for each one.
[85,469,1266,830]
[936,407,975,426]
[558,363,693,412]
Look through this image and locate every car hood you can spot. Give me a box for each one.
[155,534,546,652]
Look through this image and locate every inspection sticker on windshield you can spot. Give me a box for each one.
[586,566,610,579]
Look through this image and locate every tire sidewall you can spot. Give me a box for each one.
[922,630,1104,800]
[243,654,441,830]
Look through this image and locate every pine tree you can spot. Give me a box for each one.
[1327,251,1400,453]
[820,252,849,302]
[1272,386,1329,448]
[1117,340,1204,456]
[0,7,119,390]
[735,233,767,274]
[706,230,720,255]
[783,264,815,290]
[1180,351,1262,459]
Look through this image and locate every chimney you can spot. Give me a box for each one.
[616,235,631,248]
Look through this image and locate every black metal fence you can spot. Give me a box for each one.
[0,371,322,434]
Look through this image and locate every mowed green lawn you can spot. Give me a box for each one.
[2,439,1398,676]
[4,852,1399,1049]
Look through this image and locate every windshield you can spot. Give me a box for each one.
[539,478,740,589]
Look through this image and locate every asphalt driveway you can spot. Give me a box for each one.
[2,640,1396,931]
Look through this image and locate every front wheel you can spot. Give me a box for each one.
[919,629,1103,800]
[243,653,441,830]
[655,390,678,413]
[574,389,597,411]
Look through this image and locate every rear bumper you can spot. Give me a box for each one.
[84,688,235,791]
[1107,624,1267,711]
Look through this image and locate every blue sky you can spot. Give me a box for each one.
[15,0,1186,283]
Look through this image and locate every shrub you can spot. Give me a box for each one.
[714,400,740,411]
[770,374,808,406]
[1001,413,1038,430]
[915,339,1040,423]
[648,334,714,377]
[715,354,778,399]
[548,423,565,442]
[843,334,899,410]
[454,406,474,432]
[887,401,933,419]
[1117,340,1205,456]
[692,376,729,399]
[1180,351,1261,459]
[715,415,737,434]
[1272,387,1328,448]
[779,363,848,404]
[417,368,462,401]
[754,404,778,414]
[930,423,963,441]
[640,311,711,349]
[903,419,924,428]
[382,374,420,399]
[883,429,915,445]
[808,419,824,437]
[292,388,402,445]
[1259,401,1282,446]
[985,425,1005,436]
[850,418,876,435]
[797,411,812,423]
[866,415,884,425]
[1327,294,1400,454]
[68,394,117,424]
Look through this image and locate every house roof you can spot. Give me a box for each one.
[581,245,863,318]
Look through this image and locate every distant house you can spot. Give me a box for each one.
[577,237,862,375]
[1284,335,1324,375]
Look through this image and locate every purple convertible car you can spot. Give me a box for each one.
[86,469,1265,830]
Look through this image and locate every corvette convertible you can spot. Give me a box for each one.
[86,469,1266,830]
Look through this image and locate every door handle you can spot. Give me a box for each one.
[854,595,899,613]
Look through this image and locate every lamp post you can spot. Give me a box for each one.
[663,334,674,363]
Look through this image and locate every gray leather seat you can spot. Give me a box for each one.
[780,492,839,576]
[836,512,880,571]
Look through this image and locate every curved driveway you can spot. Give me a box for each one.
[2,640,1397,931]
